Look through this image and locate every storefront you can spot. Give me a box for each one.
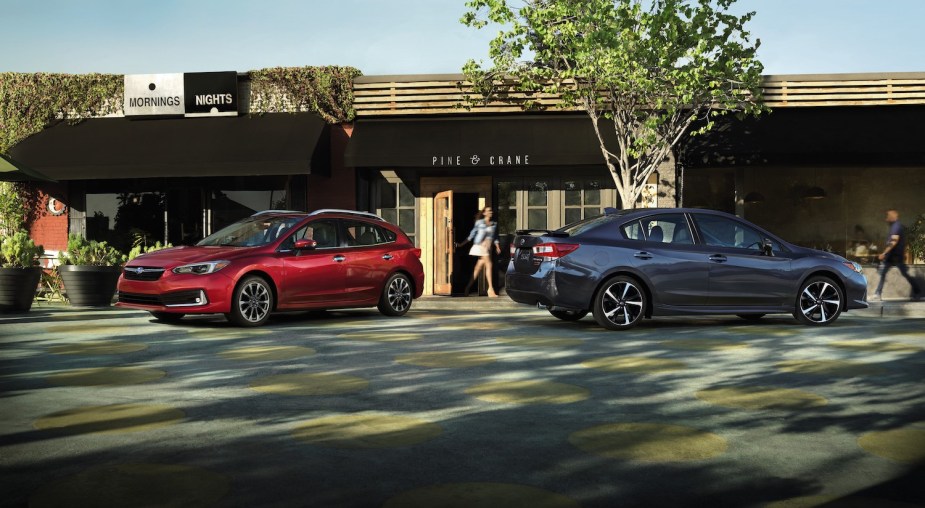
[680,103,925,264]
[345,114,676,295]
[8,71,333,255]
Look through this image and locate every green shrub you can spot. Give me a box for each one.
[908,214,925,263]
[59,234,126,266]
[0,231,43,268]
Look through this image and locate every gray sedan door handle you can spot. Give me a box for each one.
[709,254,727,263]
[382,254,393,261]
[634,251,653,260]
[333,255,346,263]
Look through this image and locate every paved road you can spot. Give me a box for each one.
[1,303,924,507]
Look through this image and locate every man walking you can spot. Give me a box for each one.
[874,209,922,301]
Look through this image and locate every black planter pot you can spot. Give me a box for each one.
[0,267,42,312]
[58,265,122,307]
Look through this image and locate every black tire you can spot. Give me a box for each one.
[378,273,413,316]
[226,276,274,327]
[549,309,589,321]
[591,275,647,331]
[793,276,843,326]
[737,314,766,321]
[150,311,185,323]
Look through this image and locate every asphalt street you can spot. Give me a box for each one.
[1,301,924,507]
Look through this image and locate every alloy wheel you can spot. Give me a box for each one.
[593,276,646,330]
[388,276,412,313]
[238,280,271,323]
[797,278,842,325]
[379,274,413,316]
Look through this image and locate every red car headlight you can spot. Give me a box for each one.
[172,260,231,275]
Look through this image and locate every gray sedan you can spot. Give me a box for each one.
[506,208,868,330]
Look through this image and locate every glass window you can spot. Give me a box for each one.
[692,214,779,251]
[621,220,645,241]
[640,214,694,245]
[376,180,417,247]
[342,219,392,246]
[496,180,518,238]
[200,215,303,248]
[528,209,547,230]
[281,219,339,250]
[528,180,548,206]
[211,187,287,233]
[86,192,165,253]
[564,179,604,225]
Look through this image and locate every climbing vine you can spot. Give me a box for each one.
[248,66,361,123]
[0,72,123,153]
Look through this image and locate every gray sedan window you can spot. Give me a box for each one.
[693,214,780,251]
[640,214,694,245]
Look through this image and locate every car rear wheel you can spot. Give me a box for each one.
[227,276,273,327]
[592,276,646,330]
[549,309,588,321]
[794,276,843,326]
[378,273,413,316]
[150,311,184,323]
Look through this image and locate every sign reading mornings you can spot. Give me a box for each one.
[124,73,184,116]
[431,154,531,167]
[124,72,239,117]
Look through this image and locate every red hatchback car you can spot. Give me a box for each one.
[117,209,424,326]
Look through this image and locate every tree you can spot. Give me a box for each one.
[462,0,765,208]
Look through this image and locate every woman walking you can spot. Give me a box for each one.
[461,206,501,297]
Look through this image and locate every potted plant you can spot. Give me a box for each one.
[0,231,44,312]
[57,234,126,306]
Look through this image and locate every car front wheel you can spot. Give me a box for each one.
[227,276,273,327]
[794,276,843,326]
[592,275,646,330]
[378,273,413,316]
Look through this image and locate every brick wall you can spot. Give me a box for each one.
[307,123,355,210]
[28,183,69,256]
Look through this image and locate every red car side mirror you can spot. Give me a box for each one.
[293,239,318,250]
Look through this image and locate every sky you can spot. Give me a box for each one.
[2,0,925,77]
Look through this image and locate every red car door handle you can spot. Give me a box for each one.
[382,254,393,260]
[333,255,346,263]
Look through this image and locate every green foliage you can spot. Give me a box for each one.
[0,181,28,233]
[59,234,126,267]
[462,0,765,208]
[908,214,925,263]
[248,66,362,123]
[0,231,44,268]
[127,241,173,262]
[0,72,123,153]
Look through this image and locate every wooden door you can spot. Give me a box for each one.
[433,190,454,295]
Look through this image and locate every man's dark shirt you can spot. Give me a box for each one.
[886,221,906,262]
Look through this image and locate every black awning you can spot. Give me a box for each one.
[345,115,611,168]
[0,153,56,182]
[680,105,925,167]
[8,113,328,180]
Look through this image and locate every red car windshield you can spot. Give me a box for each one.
[197,216,304,247]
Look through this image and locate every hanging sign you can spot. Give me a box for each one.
[124,72,239,117]
[124,73,184,116]
[183,71,239,117]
